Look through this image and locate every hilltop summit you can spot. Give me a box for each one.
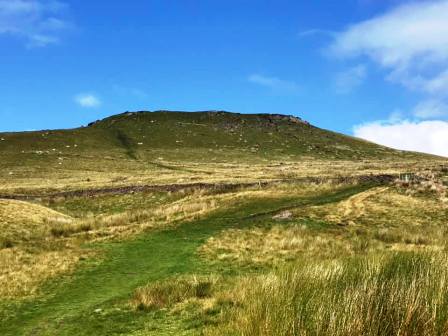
[87,110,310,128]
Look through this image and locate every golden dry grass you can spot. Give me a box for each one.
[130,275,220,311]
[200,188,448,266]
[304,188,448,246]
[1,157,445,194]
[0,199,72,244]
[206,252,448,336]
[200,224,357,265]
[0,247,85,298]
[0,201,89,298]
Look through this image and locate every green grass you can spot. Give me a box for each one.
[0,184,369,335]
[45,191,182,218]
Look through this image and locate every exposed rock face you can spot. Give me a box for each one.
[268,114,309,125]
[86,110,312,128]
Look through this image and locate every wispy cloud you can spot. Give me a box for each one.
[420,70,448,96]
[334,64,367,94]
[413,99,448,119]
[75,94,101,108]
[0,0,72,47]
[248,74,301,94]
[354,118,448,157]
[329,0,448,98]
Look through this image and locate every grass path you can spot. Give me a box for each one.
[339,186,389,223]
[0,184,372,335]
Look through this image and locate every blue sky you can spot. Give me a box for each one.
[1,0,448,156]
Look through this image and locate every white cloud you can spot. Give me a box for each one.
[354,119,448,157]
[329,0,448,95]
[0,0,71,47]
[75,94,101,108]
[248,74,300,93]
[327,1,448,157]
[334,64,367,94]
[413,99,448,119]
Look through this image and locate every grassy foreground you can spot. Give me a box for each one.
[0,184,369,335]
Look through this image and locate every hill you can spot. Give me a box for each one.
[87,110,417,159]
[0,110,441,195]
[0,110,433,162]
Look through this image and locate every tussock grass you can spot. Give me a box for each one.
[130,275,218,310]
[208,252,448,336]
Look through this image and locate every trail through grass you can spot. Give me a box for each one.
[0,184,371,335]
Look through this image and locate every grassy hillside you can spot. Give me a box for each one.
[87,110,406,159]
[0,111,430,162]
[0,110,440,194]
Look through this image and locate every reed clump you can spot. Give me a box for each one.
[208,252,448,336]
